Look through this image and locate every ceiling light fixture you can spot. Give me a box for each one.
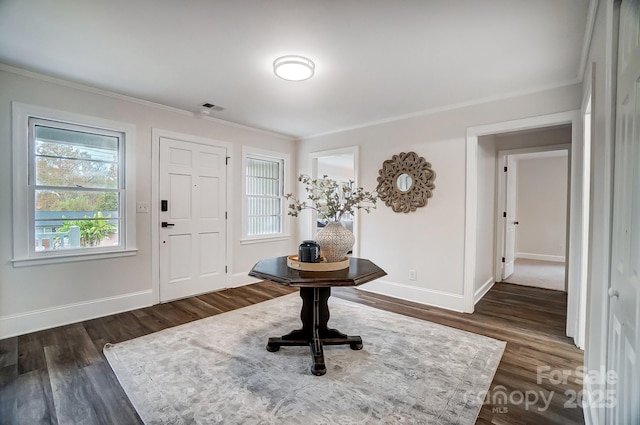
[273,55,315,81]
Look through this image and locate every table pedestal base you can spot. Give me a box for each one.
[266,287,363,376]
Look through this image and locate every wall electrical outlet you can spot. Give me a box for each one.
[136,202,149,213]
[409,269,417,281]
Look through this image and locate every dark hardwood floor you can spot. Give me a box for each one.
[0,281,584,424]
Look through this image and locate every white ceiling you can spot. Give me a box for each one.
[0,0,592,139]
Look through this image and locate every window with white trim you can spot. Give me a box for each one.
[242,148,289,242]
[12,103,136,266]
[31,119,123,251]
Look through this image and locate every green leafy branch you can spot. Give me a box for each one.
[58,211,116,247]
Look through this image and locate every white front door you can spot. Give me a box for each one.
[607,1,640,422]
[159,137,227,302]
[502,156,517,280]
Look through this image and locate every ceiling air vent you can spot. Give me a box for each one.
[201,102,224,111]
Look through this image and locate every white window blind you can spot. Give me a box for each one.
[245,156,284,236]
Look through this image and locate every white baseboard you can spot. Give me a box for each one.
[229,272,262,288]
[357,279,465,312]
[0,290,154,340]
[516,252,565,263]
[474,277,495,304]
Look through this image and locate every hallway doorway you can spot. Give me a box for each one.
[309,146,358,254]
[467,112,587,349]
[497,147,569,293]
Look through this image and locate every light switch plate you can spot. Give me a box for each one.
[136,202,149,213]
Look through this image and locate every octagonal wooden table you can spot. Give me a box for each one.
[249,256,387,376]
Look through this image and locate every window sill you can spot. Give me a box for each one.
[11,248,138,268]
[240,235,291,245]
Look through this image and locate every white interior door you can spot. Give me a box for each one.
[607,1,640,422]
[502,156,517,280]
[159,137,227,302]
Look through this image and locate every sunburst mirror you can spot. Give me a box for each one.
[376,151,436,213]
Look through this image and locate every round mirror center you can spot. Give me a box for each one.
[396,173,413,192]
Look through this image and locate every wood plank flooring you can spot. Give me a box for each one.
[0,282,584,424]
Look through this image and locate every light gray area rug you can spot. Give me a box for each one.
[104,294,505,425]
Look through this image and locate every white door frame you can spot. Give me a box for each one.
[308,146,360,255]
[151,128,233,303]
[464,111,582,322]
[501,155,518,281]
[495,144,571,286]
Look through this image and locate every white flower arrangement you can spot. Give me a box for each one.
[286,174,378,221]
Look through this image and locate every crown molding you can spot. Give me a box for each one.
[301,79,581,140]
[0,63,294,141]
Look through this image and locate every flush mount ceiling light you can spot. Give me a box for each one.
[273,55,315,81]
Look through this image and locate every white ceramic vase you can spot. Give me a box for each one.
[314,221,355,262]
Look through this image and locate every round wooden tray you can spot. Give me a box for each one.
[287,255,350,271]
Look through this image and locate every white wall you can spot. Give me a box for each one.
[317,155,354,182]
[495,125,573,151]
[297,84,582,312]
[0,68,298,338]
[515,155,568,261]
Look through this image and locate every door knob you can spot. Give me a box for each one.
[608,288,619,298]
[161,222,175,228]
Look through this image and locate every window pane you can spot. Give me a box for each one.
[247,196,281,217]
[247,195,281,235]
[35,189,120,215]
[35,125,119,189]
[246,157,280,178]
[35,156,118,188]
[34,188,120,251]
[35,126,118,162]
[246,176,280,196]
[35,213,120,251]
[246,157,282,195]
[247,216,281,236]
[245,155,284,236]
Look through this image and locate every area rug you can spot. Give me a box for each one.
[104,293,505,424]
